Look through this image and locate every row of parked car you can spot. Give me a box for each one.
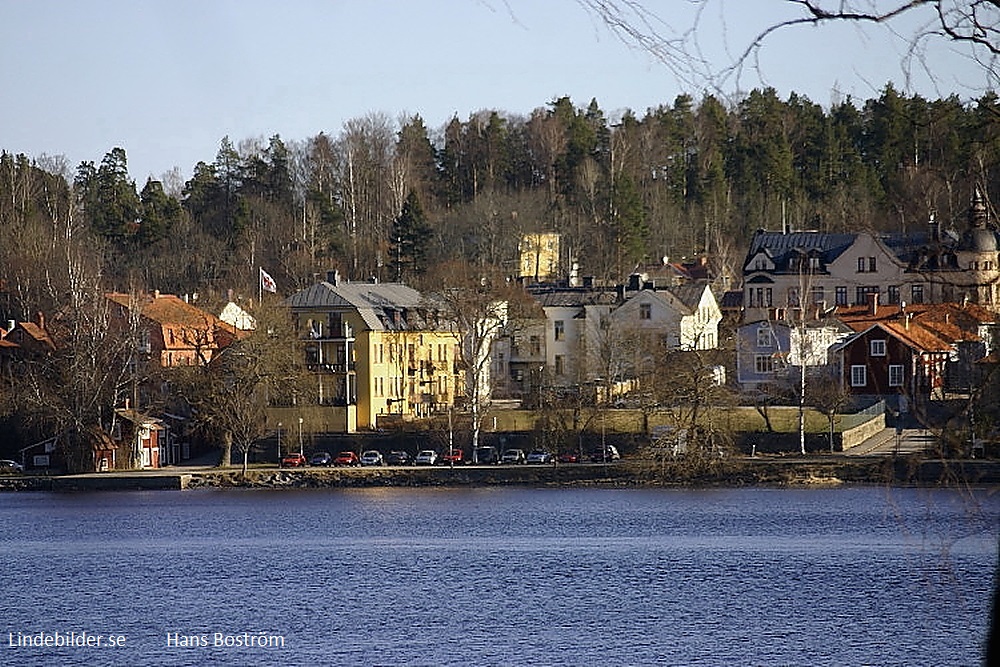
[280,445,621,468]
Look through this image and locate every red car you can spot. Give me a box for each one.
[333,451,360,467]
[557,452,580,463]
[440,448,464,465]
[281,453,307,467]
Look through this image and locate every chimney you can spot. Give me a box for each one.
[326,270,341,286]
[35,312,45,330]
[6,319,14,333]
[867,291,879,316]
[928,212,940,242]
[627,274,641,291]
[582,276,594,289]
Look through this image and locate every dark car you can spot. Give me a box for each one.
[590,445,621,463]
[473,446,500,465]
[386,450,411,466]
[281,453,307,467]
[526,450,553,464]
[333,451,361,467]
[309,451,333,467]
[440,448,464,465]
[501,448,526,465]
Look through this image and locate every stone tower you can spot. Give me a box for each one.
[955,187,999,306]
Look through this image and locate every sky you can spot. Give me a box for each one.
[0,0,992,184]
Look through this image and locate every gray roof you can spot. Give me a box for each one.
[666,284,707,311]
[532,288,619,308]
[286,281,430,332]
[746,230,856,272]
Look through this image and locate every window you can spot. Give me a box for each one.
[754,354,774,374]
[855,286,878,305]
[750,287,773,308]
[554,355,564,375]
[887,285,900,305]
[811,286,824,305]
[809,256,821,270]
[529,335,541,356]
[756,326,774,348]
[787,288,800,307]
[869,256,877,272]
[850,365,867,387]
[911,284,924,304]
[858,257,866,273]
[554,320,564,341]
[835,286,848,306]
[639,303,651,320]
[888,364,904,387]
[870,339,886,356]
[754,258,766,270]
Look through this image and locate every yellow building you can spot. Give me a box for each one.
[286,274,463,432]
[519,232,562,283]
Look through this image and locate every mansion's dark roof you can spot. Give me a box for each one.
[745,231,855,271]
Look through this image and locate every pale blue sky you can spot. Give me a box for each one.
[0,1,990,183]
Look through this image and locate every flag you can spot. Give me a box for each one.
[260,267,277,293]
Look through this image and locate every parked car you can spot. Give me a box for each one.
[526,450,553,464]
[590,445,621,463]
[557,452,580,464]
[501,448,526,465]
[333,451,361,467]
[440,448,464,465]
[360,450,384,466]
[309,451,333,467]
[0,459,23,473]
[386,450,412,466]
[414,450,438,465]
[281,453,307,467]
[473,446,500,465]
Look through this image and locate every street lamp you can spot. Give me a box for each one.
[276,422,282,465]
[298,417,304,456]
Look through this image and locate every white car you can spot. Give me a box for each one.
[0,459,24,473]
[414,450,438,465]
[360,450,384,466]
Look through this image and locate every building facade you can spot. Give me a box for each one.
[286,274,464,432]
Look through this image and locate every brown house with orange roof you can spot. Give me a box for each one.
[4,313,57,355]
[830,295,996,400]
[105,291,241,368]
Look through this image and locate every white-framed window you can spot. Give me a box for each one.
[888,364,904,387]
[756,326,773,348]
[754,354,774,374]
[850,365,867,387]
[870,339,887,356]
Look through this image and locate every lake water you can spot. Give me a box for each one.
[0,486,996,666]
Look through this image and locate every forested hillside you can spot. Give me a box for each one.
[1,85,997,321]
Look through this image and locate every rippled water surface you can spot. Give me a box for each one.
[0,486,996,666]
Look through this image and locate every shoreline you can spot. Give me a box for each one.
[3,457,999,492]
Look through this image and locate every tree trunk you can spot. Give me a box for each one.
[218,431,233,468]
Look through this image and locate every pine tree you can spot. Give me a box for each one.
[391,191,433,281]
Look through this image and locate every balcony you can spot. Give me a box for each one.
[306,362,357,374]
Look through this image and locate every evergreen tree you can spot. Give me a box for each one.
[391,190,433,281]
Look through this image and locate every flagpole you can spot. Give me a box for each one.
[258,267,262,308]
